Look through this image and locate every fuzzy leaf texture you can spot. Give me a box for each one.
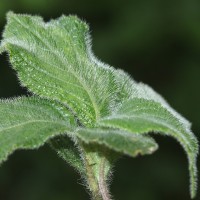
[98,98,198,198]
[0,97,75,164]
[0,12,116,126]
[49,135,84,174]
[77,128,158,157]
[0,12,198,199]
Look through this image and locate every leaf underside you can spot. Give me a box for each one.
[0,12,198,199]
[49,135,84,174]
[77,128,158,157]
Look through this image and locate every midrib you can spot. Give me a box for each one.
[12,17,101,122]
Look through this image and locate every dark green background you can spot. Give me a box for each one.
[0,0,199,200]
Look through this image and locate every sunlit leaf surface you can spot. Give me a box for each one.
[0,97,75,164]
[0,12,198,198]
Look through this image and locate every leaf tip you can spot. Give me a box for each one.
[6,11,15,20]
[189,164,198,199]
[190,184,197,199]
[148,144,159,154]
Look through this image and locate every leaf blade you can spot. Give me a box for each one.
[98,98,198,198]
[0,96,75,164]
[1,12,116,126]
[77,128,158,157]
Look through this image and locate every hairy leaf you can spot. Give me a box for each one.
[49,135,84,173]
[98,98,198,198]
[77,128,158,157]
[0,97,75,164]
[0,12,198,199]
[1,12,116,126]
[113,69,192,129]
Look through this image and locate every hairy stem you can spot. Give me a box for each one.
[86,156,111,200]
[80,143,112,200]
[98,157,111,200]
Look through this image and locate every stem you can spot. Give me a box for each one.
[86,157,111,200]
[80,143,112,200]
[98,157,111,200]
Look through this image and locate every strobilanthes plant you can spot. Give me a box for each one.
[0,12,198,200]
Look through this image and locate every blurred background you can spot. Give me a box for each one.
[0,0,199,200]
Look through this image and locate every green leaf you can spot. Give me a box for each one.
[76,128,158,200]
[113,69,192,130]
[49,135,84,174]
[98,98,198,198]
[0,96,75,164]
[0,12,198,199]
[77,128,158,157]
[1,12,116,126]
